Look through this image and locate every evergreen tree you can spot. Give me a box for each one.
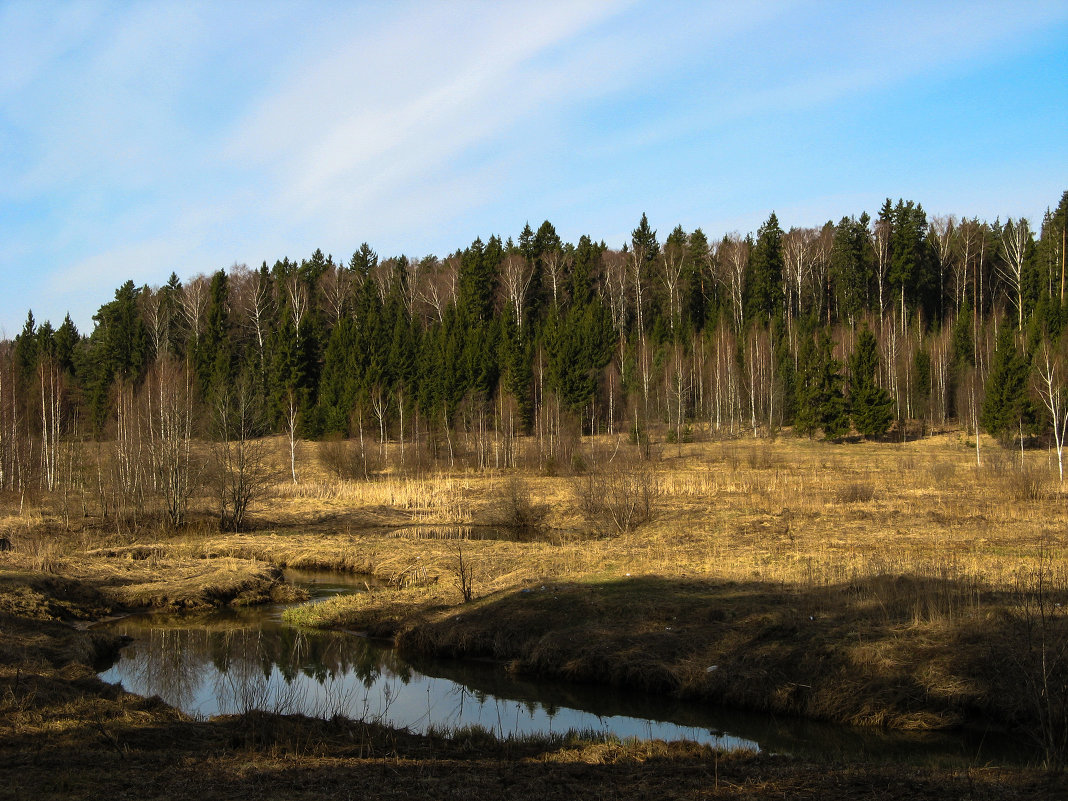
[80,281,149,431]
[457,237,499,325]
[546,301,612,416]
[744,212,784,323]
[349,243,378,279]
[981,327,1031,440]
[795,329,848,439]
[13,311,38,385]
[848,326,894,438]
[683,227,711,332]
[889,200,935,321]
[194,270,233,401]
[772,316,796,425]
[630,212,660,265]
[569,235,601,310]
[53,314,80,377]
[829,215,874,321]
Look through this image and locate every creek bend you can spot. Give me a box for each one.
[97,569,1026,765]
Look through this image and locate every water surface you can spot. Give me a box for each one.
[97,570,1032,765]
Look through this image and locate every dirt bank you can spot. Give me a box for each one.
[0,575,1063,800]
[393,575,1064,738]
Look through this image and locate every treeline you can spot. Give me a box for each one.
[2,191,1067,498]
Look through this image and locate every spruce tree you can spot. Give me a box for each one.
[848,326,894,438]
[630,213,660,264]
[796,329,848,439]
[745,212,784,323]
[981,327,1031,440]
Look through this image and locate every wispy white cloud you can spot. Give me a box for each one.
[1,0,1065,334]
[223,2,636,240]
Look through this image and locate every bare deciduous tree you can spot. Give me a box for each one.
[872,216,891,316]
[420,256,459,324]
[1034,340,1068,482]
[319,262,352,325]
[715,235,747,333]
[659,239,685,332]
[179,274,210,343]
[929,215,958,320]
[143,357,197,527]
[999,218,1030,331]
[211,378,274,532]
[543,249,569,309]
[500,253,534,330]
[231,264,274,385]
[783,227,816,321]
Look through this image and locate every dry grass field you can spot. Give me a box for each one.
[2,427,1068,788]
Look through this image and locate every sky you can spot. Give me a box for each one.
[1,0,1066,337]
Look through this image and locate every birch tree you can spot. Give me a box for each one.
[1034,339,1068,482]
[500,253,535,330]
[998,218,1030,331]
[716,234,747,333]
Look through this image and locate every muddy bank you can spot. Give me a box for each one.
[1,548,303,615]
[395,576,1063,738]
[1,591,1064,801]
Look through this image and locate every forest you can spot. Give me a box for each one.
[2,191,1067,519]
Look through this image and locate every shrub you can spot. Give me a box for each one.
[488,477,549,532]
[836,482,876,504]
[318,435,382,480]
[573,460,659,536]
[1006,466,1053,502]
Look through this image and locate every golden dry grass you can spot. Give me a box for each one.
[8,429,1061,615]
[3,429,1068,740]
[204,430,1068,605]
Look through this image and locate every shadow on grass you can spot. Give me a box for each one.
[398,574,1067,747]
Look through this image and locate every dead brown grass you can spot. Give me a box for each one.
[4,428,1068,748]
[1,608,1063,800]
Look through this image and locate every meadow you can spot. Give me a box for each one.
[2,427,1068,796]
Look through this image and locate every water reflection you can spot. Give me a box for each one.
[96,573,1033,765]
[99,613,753,748]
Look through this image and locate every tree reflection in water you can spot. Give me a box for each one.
[98,611,751,747]
[97,601,1030,766]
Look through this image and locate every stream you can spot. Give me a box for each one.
[97,569,1031,765]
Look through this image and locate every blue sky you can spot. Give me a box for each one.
[1,0,1066,336]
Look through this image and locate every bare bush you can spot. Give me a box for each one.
[747,445,780,470]
[209,379,276,532]
[487,476,548,532]
[451,543,475,603]
[836,482,876,504]
[317,435,357,479]
[928,459,956,487]
[573,461,659,536]
[1006,466,1053,502]
[317,435,382,481]
[1007,556,1068,771]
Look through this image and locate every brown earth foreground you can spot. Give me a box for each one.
[2,433,1068,797]
[0,584,1064,801]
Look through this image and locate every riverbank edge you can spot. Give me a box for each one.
[1,568,1065,800]
[280,566,1056,743]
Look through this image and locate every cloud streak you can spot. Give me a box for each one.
[0,1,1065,334]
